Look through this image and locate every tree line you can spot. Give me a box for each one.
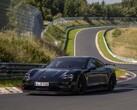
[15,0,137,20]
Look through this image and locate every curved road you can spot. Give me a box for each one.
[1,27,137,110]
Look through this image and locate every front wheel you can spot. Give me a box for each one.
[74,75,87,95]
[107,75,116,91]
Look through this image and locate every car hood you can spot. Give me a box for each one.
[30,68,74,82]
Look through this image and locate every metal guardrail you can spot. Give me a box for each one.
[62,26,85,51]
[0,62,44,79]
[41,17,137,52]
[46,17,137,28]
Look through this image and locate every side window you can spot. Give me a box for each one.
[87,59,96,69]
[94,59,104,67]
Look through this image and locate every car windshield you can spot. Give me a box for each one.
[47,58,88,69]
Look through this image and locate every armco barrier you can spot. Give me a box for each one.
[62,26,85,52]
[41,17,137,52]
[0,62,44,79]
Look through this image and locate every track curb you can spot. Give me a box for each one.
[0,87,22,95]
[117,71,136,83]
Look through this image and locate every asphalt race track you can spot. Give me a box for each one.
[1,27,137,110]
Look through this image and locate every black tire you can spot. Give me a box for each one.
[74,75,87,95]
[107,75,116,91]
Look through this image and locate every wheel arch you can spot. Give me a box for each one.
[72,71,87,83]
[108,71,117,85]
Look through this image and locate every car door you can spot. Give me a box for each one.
[87,58,108,87]
[93,58,108,85]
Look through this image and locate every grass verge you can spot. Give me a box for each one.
[106,27,137,59]
[0,79,22,87]
[0,31,63,63]
[115,69,126,78]
[97,30,123,62]
[66,28,83,55]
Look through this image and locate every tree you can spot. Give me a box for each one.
[125,7,137,17]
[122,0,137,8]
[43,0,53,8]
[20,0,137,19]
[53,0,65,14]
[35,0,44,19]
[102,0,105,6]
[89,2,105,17]
[64,0,79,17]
[77,0,88,16]
[106,5,124,17]
[22,0,44,19]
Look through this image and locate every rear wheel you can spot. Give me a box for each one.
[74,75,87,95]
[107,75,116,91]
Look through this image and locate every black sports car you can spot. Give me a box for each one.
[22,56,117,94]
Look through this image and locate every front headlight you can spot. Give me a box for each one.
[62,73,74,79]
[24,69,38,81]
[24,73,31,81]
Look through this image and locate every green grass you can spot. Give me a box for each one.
[66,28,83,56]
[44,25,66,48]
[0,30,63,63]
[112,28,122,37]
[115,69,126,78]
[44,20,50,25]
[97,31,123,62]
[0,79,22,87]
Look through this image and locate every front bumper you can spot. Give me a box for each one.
[22,81,75,94]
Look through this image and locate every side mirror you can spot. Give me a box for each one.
[87,65,96,71]
[105,63,115,68]
[42,64,47,68]
[90,65,96,70]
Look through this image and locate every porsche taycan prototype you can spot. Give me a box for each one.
[22,56,117,94]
